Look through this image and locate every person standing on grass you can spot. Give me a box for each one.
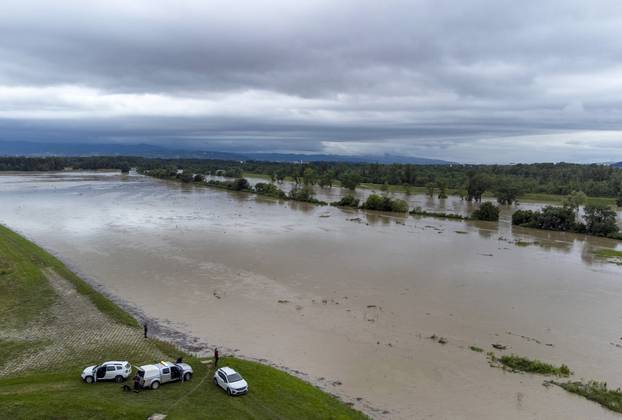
[214,348,219,367]
[143,323,148,338]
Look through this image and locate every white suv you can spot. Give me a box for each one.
[81,361,132,384]
[136,361,193,389]
[213,367,248,396]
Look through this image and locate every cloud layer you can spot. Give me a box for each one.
[1,0,622,162]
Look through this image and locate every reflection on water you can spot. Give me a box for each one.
[1,171,622,420]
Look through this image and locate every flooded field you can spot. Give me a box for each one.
[2,171,622,419]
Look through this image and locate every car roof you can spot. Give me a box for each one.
[138,364,160,372]
[219,366,239,376]
[104,361,128,365]
[159,361,175,368]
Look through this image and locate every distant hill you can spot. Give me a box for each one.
[0,141,452,165]
[612,162,622,168]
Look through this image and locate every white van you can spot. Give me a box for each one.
[136,361,193,389]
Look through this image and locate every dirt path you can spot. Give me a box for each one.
[0,268,163,377]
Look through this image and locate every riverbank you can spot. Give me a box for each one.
[3,170,622,419]
[0,224,367,419]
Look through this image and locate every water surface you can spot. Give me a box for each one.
[1,171,621,419]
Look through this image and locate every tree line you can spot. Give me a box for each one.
[2,156,622,205]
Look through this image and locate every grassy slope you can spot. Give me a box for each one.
[0,225,366,420]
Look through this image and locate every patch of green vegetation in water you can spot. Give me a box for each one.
[496,354,571,376]
[593,249,622,265]
[551,380,622,414]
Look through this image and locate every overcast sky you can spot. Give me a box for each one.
[1,0,622,163]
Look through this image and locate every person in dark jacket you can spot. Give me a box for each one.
[214,348,219,367]
[143,323,148,338]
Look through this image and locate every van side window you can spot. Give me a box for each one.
[163,368,170,374]
[116,366,122,370]
[218,371,226,381]
[106,366,116,371]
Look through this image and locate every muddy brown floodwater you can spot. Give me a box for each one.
[2,171,622,419]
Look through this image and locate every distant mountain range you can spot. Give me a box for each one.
[612,162,622,168]
[0,141,452,165]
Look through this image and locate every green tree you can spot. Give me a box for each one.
[303,167,317,186]
[437,180,448,199]
[318,170,335,188]
[495,179,523,205]
[583,204,619,236]
[562,191,587,218]
[341,172,361,191]
[466,173,490,202]
[425,182,436,198]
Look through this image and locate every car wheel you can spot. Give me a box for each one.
[151,381,160,390]
[184,372,192,381]
[115,375,124,383]
[227,387,232,396]
[85,376,94,384]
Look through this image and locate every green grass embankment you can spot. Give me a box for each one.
[0,224,366,419]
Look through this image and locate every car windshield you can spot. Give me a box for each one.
[227,373,242,382]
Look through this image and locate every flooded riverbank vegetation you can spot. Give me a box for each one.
[494,355,571,377]
[0,225,366,419]
[550,381,622,414]
[512,203,621,240]
[2,156,622,205]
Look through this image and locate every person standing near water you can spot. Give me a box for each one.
[214,348,219,367]
[143,323,148,338]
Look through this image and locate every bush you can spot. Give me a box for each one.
[331,195,360,208]
[254,182,287,199]
[498,355,571,376]
[512,209,536,226]
[362,194,409,213]
[537,205,578,231]
[193,174,205,182]
[583,204,619,237]
[231,178,251,191]
[179,173,194,183]
[288,185,326,204]
[471,202,500,221]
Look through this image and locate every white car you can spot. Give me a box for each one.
[213,367,248,396]
[136,361,193,389]
[81,361,132,384]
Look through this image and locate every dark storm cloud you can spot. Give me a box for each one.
[1,0,622,162]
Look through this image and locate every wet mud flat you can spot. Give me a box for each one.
[1,171,622,419]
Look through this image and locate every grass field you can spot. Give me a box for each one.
[0,225,366,419]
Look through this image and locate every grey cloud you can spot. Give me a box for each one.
[1,0,622,162]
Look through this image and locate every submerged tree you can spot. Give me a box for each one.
[495,178,524,205]
[437,180,448,199]
[425,182,436,198]
[466,173,491,202]
[563,190,587,218]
